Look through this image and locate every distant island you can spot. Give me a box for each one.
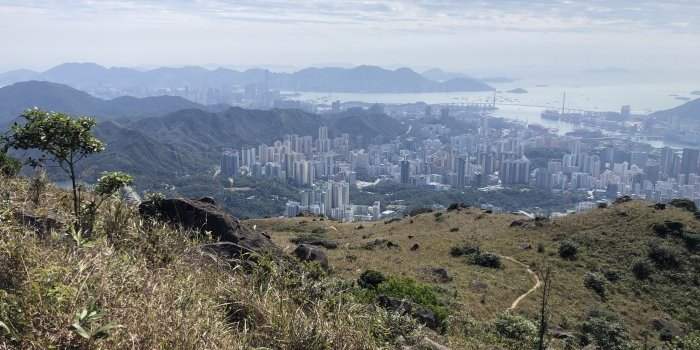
[691,90,700,95]
[506,88,528,94]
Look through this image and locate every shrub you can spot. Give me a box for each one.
[674,331,700,350]
[450,244,480,257]
[0,151,21,177]
[358,270,386,289]
[682,231,700,251]
[669,198,698,212]
[408,207,432,217]
[580,309,631,350]
[537,242,545,253]
[449,227,459,232]
[631,259,653,280]
[603,269,621,283]
[648,241,681,269]
[494,312,537,343]
[559,240,579,260]
[584,272,607,298]
[311,227,326,234]
[28,168,49,207]
[472,253,502,268]
[447,203,460,211]
[373,277,449,328]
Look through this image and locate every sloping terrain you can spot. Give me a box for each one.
[252,201,700,348]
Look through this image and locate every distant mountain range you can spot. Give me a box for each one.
[0,81,208,124]
[0,63,493,96]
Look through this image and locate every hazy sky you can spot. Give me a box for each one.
[1,0,699,80]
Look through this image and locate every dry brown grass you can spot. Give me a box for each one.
[3,172,699,349]
[0,176,425,349]
[251,202,700,347]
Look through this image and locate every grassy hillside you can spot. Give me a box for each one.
[2,174,700,349]
[252,201,700,349]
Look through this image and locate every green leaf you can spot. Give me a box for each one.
[71,322,91,339]
[0,320,11,334]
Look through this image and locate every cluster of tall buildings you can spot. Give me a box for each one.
[220,126,353,187]
[285,181,382,222]
[531,141,700,205]
[220,101,700,219]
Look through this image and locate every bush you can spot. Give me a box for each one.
[472,253,502,268]
[559,240,579,260]
[648,241,681,269]
[584,272,607,298]
[408,207,433,217]
[669,198,698,212]
[537,242,545,253]
[682,231,700,251]
[450,244,480,257]
[372,277,449,328]
[358,270,386,289]
[631,259,653,280]
[0,151,21,177]
[580,309,631,350]
[447,203,459,211]
[494,312,537,343]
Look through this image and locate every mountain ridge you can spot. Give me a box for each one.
[0,63,494,95]
[0,81,207,124]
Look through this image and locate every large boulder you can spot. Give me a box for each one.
[13,210,64,238]
[139,197,281,258]
[293,244,329,269]
[377,295,441,330]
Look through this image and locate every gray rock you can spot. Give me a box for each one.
[139,197,281,258]
[293,244,329,269]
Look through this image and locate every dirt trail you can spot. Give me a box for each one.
[501,255,542,311]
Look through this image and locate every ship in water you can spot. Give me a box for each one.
[541,109,562,120]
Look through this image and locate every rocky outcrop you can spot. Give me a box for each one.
[14,210,64,237]
[139,197,281,258]
[293,244,329,269]
[377,295,441,330]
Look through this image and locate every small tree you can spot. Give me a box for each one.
[537,266,553,350]
[8,108,105,223]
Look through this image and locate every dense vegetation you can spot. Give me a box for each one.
[353,181,586,213]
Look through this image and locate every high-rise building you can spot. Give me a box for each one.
[318,126,330,153]
[456,157,466,187]
[220,149,240,177]
[681,148,699,178]
[500,157,530,185]
[400,160,411,184]
[324,181,350,218]
[241,147,257,168]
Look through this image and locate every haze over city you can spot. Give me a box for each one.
[2,0,700,82]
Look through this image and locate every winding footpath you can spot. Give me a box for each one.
[501,255,542,311]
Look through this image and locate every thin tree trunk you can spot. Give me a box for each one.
[68,159,79,226]
[537,267,552,350]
